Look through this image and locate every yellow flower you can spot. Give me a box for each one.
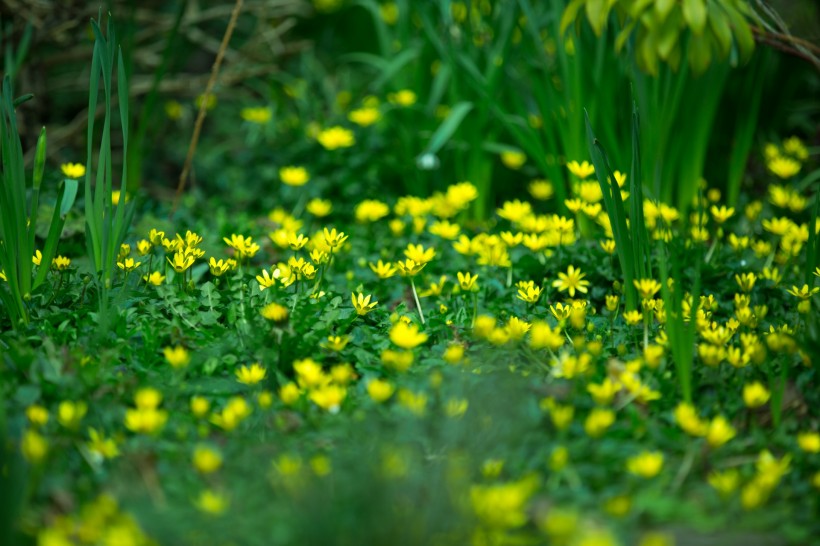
[57,400,87,429]
[369,259,397,279]
[51,256,71,270]
[381,349,415,372]
[355,199,390,222]
[396,258,426,276]
[626,451,664,478]
[516,280,543,304]
[143,271,166,286]
[457,271,478,291]
[348,107,381,126]
[584,407,615,437]
[322,335,349,351]
[429,220,461,239]
[165,100,182,120]
[209,257,231,277]
[387,89,416,107]
[240,106,271,124]
[163,345,190,369]
[786,284,819,300]
[767,155,800,179]
[500,150,526,169]
[623,309,643,325]
[529,321,564,351]
[566,160,595,179]
[21,429,48,463]
[389,321,428,349]
[193,445,223,474]
[397,389,427,416]
[708,468,740,497]
[706,415,736,448]
[317,126,355,150]
[279,166,310,187]
[797,432,820,453]
[26,405,49,427]
[236,363,267,385]
[195,489,228,515]
[306,198,332,217]
[191,396,210,418]
[279,383,301,405]
[552,265,590,297]
[709,205,735,224]
[116,257,141,272]
[633,278,661,299]
[352,292,378,316]
[87,428,119,460]
[528,179,554,200]
[261,302,289,322]
[587,378,619,405]
[167,251,194,273]
[367,379,395,403]
[443,343,465,364]
[674,402,707,437]
[309,384,347,413]
[60,162,86,179]
[322,227,349,248]
[496,199,532,223]
[255,269,277,291]
[743,381,770,408]
[404,243,436,264]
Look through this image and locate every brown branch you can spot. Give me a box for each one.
[171,0,244,219]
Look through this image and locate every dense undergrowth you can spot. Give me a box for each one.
[2,2,820,546]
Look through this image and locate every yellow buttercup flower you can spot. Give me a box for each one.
[369,260,397,279]
[164,345,190,369]
[236,363,267,386]
[317,126,355,150]
[261,302,289,322]
[193,445,223,474]
[240,106,271,124]
[626,451,663,478]
[61,162,86,179]
[367,379,395,403]
[552,265,590,297]
[279,166,309,187]
[389,321,428,349]
[566,160,595,179]
[457,271,478,291]
[500,150,526,169]
[743,381,770,408]
[351,292,378,316]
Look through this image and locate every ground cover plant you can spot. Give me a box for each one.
[1,2,820,545]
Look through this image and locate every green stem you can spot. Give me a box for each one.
[410,277,425,325]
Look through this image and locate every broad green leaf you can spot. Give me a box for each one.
[688,34,712,74]
[707,2,732,57]
[559,0,586,35]
[585,0,610,36]
[682,0,707,35]
[420,101,473,157]
[724,4,754,63]
[655,0,676,21]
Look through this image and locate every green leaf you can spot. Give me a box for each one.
[688,33,712,74]
[708,2,733,58]
[682,0,707,35]
[419,101,473,157]
[60,179,79,217]
[585,0,610,36]
[559,0,586,35]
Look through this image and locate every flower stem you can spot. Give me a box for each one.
[410,277,425,324]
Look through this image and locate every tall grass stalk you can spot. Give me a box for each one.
[84,16,136,313]
[584,103,651,311]
[0,77,78,328]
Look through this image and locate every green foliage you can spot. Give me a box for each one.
[0,76,78,327]
[561,0,757,75]
[84,16,136,311]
